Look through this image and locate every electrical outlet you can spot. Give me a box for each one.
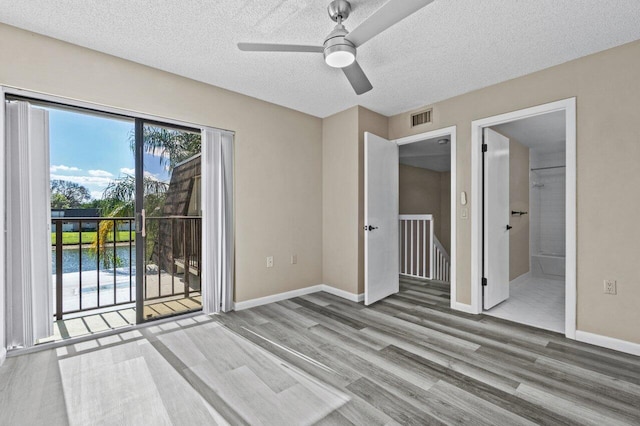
[291,254,297,265]
[266,256,274,268]
[604,279,617,295]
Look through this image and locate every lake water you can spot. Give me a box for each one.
[52,245,136,274]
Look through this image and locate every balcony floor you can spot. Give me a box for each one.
[38,293,202,344]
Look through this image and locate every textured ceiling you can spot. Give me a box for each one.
[1,1,640,117]
[399,136,451,172]
[493,111,565,154]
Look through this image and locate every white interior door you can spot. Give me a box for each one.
[364,132,399,305]
[483,128,510,309]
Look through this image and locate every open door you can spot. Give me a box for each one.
[483,128,510,309]
[364,132,399,305]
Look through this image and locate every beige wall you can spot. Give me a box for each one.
[0,23,323,304]
[507,138,530,280]
[440,172,451,254]
[321,106,388,295]
[399,164,451,254]
[388,39,640,344]
[322,107,359,294]
[399,164,442,216]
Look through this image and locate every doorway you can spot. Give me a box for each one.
[363,126,457,306]
[398,134,453,284]
[470,99,576,338]
[4,93,206,345]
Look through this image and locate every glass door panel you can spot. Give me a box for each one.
[137,122,202,322]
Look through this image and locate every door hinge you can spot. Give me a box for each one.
[482,143,488,152]
[482,277,488,286]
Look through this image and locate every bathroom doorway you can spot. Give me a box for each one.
[484,111,566,332]
[469,99,576,337]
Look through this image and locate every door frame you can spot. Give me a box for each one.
[470,98,577,339]
[394,125,457,310]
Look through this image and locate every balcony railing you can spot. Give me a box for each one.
[52,216,201,320]
[145,216,202,301]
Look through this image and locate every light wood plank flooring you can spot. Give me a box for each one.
[2,277,639,425]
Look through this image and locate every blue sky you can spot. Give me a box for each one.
[48,108,171,200]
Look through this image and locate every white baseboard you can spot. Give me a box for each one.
[234,284,363,311]
[234,285,325,311]
[451,301,476,314]
[575,330,640,356]
[509,271,532,285]
[0,347,7,366]
[319,284,364,303]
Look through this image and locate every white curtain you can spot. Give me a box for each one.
[201,128,234,314]
[6,100,53,348]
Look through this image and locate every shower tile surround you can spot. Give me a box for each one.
[530,149,566,279]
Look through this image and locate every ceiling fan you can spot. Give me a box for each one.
[238,0,434,95]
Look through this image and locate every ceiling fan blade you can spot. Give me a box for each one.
[345,0,434,47]
[238,43,323,53]
[342,61,373,95]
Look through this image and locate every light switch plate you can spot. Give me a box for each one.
[266,256,274,268]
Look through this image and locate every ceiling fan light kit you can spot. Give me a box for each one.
[237,0,434,95]
[323,23,356,68]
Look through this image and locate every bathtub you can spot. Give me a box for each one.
[532,252,565,280]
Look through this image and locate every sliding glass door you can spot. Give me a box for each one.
[5,94,208,345]
[135,120,203,322]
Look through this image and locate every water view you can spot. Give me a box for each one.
[52,245,136,274]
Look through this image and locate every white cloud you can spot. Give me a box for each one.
[90,191,104,200]
[144,171,167,182]
[88,169,113,177]
[120,167,135,175]
[50,174,114,187]
[50,164,81,172]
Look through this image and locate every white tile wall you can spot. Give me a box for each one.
[530,150,566,257]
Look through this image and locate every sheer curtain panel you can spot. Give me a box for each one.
[5,100,53,348]
[201,128,234,314]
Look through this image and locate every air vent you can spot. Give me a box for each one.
[411,108,432,127]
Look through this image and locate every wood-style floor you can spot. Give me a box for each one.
[1,277,639,425]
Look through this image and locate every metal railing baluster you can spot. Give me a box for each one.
[184,219,190,298]
[157,220,162,298]
[113,218,117,306]
[55,221,63,321]
[129,219,133,303]
[171,218,175,295]
[96,219,100,308]
[79,220,83,311]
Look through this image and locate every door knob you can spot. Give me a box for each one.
[506,225,513,230]
[363,225,379,231]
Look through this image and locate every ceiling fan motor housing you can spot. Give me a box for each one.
[323,23,356,67]
[327,0,352,22]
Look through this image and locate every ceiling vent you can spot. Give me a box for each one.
[411,108,432,127]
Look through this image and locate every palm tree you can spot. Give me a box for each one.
[91,175,168,268]
[92,126,201,268]
[132,126,201,170]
